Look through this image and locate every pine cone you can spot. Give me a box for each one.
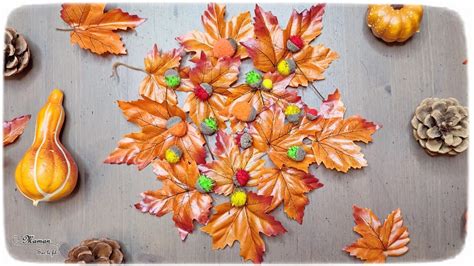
[411,97,469,156]
[65,238,124,264]
[4,27,30,77]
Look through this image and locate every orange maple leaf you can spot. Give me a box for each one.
[241,4,338,87]
[176,3,254,62]
[248,104,315,173]
[3,115,31,146]
[222,72,300,132]
[59,3,145,55]
[135,160,213,240]
[137,44,192,105]
[104,97,206,170]
[182,53,240,130]
[344,205,410,263]
[248,167,323,223]
[199,131,265,196]
[201,192,286,263]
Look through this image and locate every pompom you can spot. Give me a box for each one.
[166,116,187,137]
[286,35,304,53]
[245,70,263,88]
[231,101,257,122]
[236,132,253,149]
[165,145,183,164]
[287,146,306,162]
[164,69,181,88]
[285,104,302,123]
[200,117,218,135]
[194,83,213,101]
[213,38,237,58]
[233,169,250,186]
[305,107,319,120]
[261,78,273,90]
[230,189,247,207]
[196,174,215,193]
[277,59,296,76]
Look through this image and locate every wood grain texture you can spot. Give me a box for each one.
[3,3,467,263]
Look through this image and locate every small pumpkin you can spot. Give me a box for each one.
[15,89,78,206]
[366,4,423,43]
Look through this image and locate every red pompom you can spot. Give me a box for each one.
[194,84,211,100]
[235,169,250,186]
[289,35,304,49]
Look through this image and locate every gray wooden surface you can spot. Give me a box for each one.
[3,3,467,263]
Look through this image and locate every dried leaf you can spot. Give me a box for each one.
[199,131,264,196]
[105,97,206,170]
[344,205,410,263]
[176,3,253,61]
[285,4,325,44]
[201,192,286,263]
[319,89,345,118]
[248,104,314,172]
[248,167,323,223]
[135,160,212,240]
[3,115,31,146]
[60,3,145,55]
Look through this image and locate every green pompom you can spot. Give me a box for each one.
[196,174,215,193]
[164,69,181,88]
[245,70,263,88]
[287,146,306,162]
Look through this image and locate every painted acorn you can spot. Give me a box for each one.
[245,69,263,88]
[286,35,304,53]
[15,89,78,206]
[277,59,296,76]
[287,146,306,162]
[194,83,213,101]
[163,69,181,88]
[285,104,303,123]
[213,38,238,58]
[200,117,218,135]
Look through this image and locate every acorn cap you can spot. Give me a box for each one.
[238,132,253,149]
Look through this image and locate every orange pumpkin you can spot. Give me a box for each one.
[15,89,78,206]
[367,4,423,43]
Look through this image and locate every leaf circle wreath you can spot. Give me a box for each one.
[106,3,380,263]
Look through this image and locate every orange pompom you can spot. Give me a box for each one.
[231,101,257,122]
[213,38,237,58]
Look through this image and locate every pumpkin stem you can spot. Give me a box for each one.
[391,4,404,10]
[111,62,147,80]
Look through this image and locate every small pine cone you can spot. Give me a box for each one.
[411,97,469,156]
[4,28,31,77]
[65,238,124,264]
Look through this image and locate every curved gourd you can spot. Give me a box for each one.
[15,89,78,206]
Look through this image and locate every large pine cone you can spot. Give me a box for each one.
[4,27,30,77]
[65,238,124,264]
[411,97,468,156]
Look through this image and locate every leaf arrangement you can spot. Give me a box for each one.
[104,3,384,263]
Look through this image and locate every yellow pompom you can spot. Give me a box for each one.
[230,190,247,207]
[277,59,295,76]
[165,146,182,164]
[284,105,301,116]
[261,78,273,90]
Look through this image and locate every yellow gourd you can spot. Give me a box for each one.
[15,89,78,206]
[367,5,423,43]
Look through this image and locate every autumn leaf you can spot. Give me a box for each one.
[344,205,410,263]
[248,167,323,223]
[248,104,314,172]
[182,53,240,130]
[241,5,338,87]
[199,131,264,196]
[201,192,286,263]
[59,3,145,55]
[222,72,300,132]
[135,160,212,240]
[3,115,31,146]
[176,3,253,62]
[319,89,345,118]
[104,97,206,170]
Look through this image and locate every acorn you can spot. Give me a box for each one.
[233,169,250,186]
[200,117,218,135]
[245,70,263,88]
[164,69,181,88]
[287,146,306,162]
[284,104,302,123]
[195,174,215,193]
[286,35,304,53]
[213,38,237,58]
[194,83,213,101]
[236,132,253,149]
[230,189,247,207]
[166,116,187,137]
[305,107,319,121]
[277,59,296,76]
[231,101,257,122]
[261,78,273,90]
[165,145,183,164]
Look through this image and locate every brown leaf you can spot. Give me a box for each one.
[3,115,31,146]
[199,131,265,196]
[285,4,325,44]
[344,205,410,263]
[60,3,145,55]
[201,192,286,263]
[248,167,323,223]
[135,160,212,240]
[105,97,206,170]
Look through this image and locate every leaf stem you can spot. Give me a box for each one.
[55,28,73,32]
[204,135,215,161]
[111,62,147,79]
[292,57,325,101]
